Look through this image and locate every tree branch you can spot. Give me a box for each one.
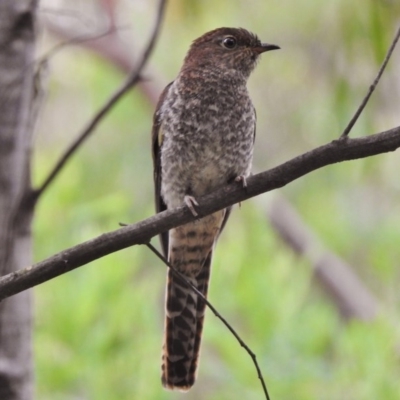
[0,126,399,301]
[32,0,167,201]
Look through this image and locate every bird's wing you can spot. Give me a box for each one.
[151,82,173,258]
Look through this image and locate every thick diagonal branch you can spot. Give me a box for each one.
[0,126,399,301]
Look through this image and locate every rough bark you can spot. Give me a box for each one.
[0,1,37,399]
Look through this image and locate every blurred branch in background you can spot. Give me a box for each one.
[0,2,38,398]
[267,194,379,320]
[42,4,391,322]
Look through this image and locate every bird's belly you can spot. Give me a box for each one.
[161,134,253,209]
[190,161,225,195]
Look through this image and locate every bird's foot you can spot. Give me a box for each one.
[184,195,199,217]
[235,175,247,188]
[234,175,248,209]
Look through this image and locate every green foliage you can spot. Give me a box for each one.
[34,0,400,399]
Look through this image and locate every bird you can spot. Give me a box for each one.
[151,27,279,391]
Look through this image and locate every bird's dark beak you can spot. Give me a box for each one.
[254,43,280,54]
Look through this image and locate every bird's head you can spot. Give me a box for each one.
[182,27,279,79]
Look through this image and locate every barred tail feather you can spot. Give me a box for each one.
[161,253,212,390]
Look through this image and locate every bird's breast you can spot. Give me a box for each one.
[160,81,255,208]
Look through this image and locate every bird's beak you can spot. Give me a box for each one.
[253,43,280,54]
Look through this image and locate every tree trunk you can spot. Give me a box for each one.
[0,1,38,399]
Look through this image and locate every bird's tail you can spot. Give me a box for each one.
[161,253,212,391]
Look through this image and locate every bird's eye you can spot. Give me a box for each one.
[222,36,237,49]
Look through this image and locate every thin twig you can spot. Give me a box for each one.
[146,242,271,400]
[340,25,400,138]
[33,0,168,200]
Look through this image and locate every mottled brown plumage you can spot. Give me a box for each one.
[151,27,279,391]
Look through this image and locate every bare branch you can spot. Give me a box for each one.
[33,0,168,200]
[0,125,399,301]
[146,243,270,400]
[340,25,400,138]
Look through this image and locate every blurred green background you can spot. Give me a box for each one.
[33,0,400,399]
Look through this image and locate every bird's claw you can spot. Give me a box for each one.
[184,195,199,217]
[235,175,247,188]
